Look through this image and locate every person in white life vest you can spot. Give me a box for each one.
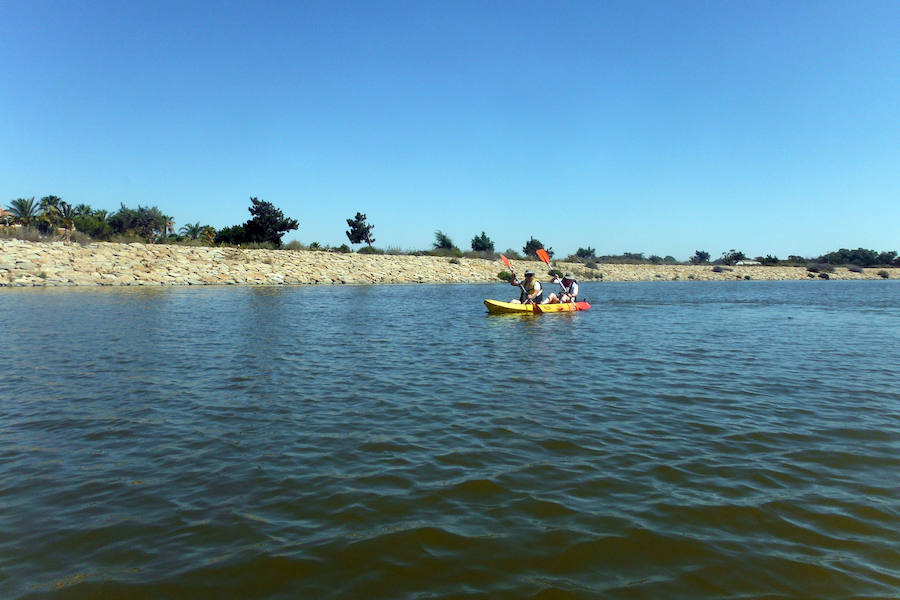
[510,269,542,304]
[543,272,578,304]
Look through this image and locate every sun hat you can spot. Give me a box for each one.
[524,270,535,276]
[564,272,574,279]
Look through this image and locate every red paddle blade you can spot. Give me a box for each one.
[536,249,550,265]
[500,254,512,270]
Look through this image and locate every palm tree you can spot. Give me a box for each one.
[58,202,75,231]
[73,203,92,216]
[179,222,202,239]
[200,225,216,245]
[40,195,62,219]
[165,215,176,239]
[7,197,39,225]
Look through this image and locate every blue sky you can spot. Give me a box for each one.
[2,1,898,259]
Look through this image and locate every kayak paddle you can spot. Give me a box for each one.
[537,248,575,300]
[501,254,532,304]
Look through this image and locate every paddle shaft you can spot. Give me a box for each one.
[501,254,535,304]
[536,249,572,299]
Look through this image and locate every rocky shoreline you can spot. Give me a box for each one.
[1,239,896,287]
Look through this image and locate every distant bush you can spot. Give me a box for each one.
[818,272,830,279]
[847,264,863,273]
[807,272,816,278]
[70,231,93,245]
[357,245,384,255]
[308,241,323,251]
[744,275,751,280]
[690,250,711,265]
[0,226,46,241]
[877,270,889,279]
[240,241,276,250]
[470,231,494,253]
[428,247,463,258]
[284,240,305,251]
[720,249,746,266]
[585,261,598,270]
[807,263,834,273]
[449,257,460,265]
[503,248,523,260]
[497,271,512,281]
[463,249,495,260]
[109,233,146,244]
[334,244,351,253]
[712,265,733,273]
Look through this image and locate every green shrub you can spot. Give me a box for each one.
[744,275,751,280]
[807,272,816,278]
[428,247,463,258]
[284,240,305,251]
[70,231,93,245]
[847,264,863,273]
[37,271,47,279]
[807,263,834,273]
[818,272,830,279]
[357,245,384,255]
[503,248,523,260]
[877,270,889,279]
[497,271,512,281]
[449,257,460,265]
[334,244,351,253]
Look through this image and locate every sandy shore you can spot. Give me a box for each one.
[1,239,896,287]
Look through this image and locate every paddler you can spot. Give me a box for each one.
[542,272,579,304]
[510,269,542,304]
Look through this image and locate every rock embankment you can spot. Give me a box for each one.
[1,239,896,287]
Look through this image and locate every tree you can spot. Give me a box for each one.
[575,247,596,260]
[214,224,247,246]
[242,197,299,248]
[471,231,494,252]
[523,237,552,258]
[180,222,203,239]
[72,207,112,239]
[7,197,39,225]
[720,249,746,265]
[36,195,64,232]
[689,250,710,265]
[346,212,375,246]
[58,201,75,231]
[108,204,170,242]
[434,230,454,250]
[200,225,216,245]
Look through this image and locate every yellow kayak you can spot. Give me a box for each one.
[484,299,591,315]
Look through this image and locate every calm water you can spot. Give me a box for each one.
[2,281,899,599]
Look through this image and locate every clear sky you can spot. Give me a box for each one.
[2,1,898,260]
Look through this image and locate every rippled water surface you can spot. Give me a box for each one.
[2,281,899,599]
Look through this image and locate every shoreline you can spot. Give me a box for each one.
[1,239,897,287]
